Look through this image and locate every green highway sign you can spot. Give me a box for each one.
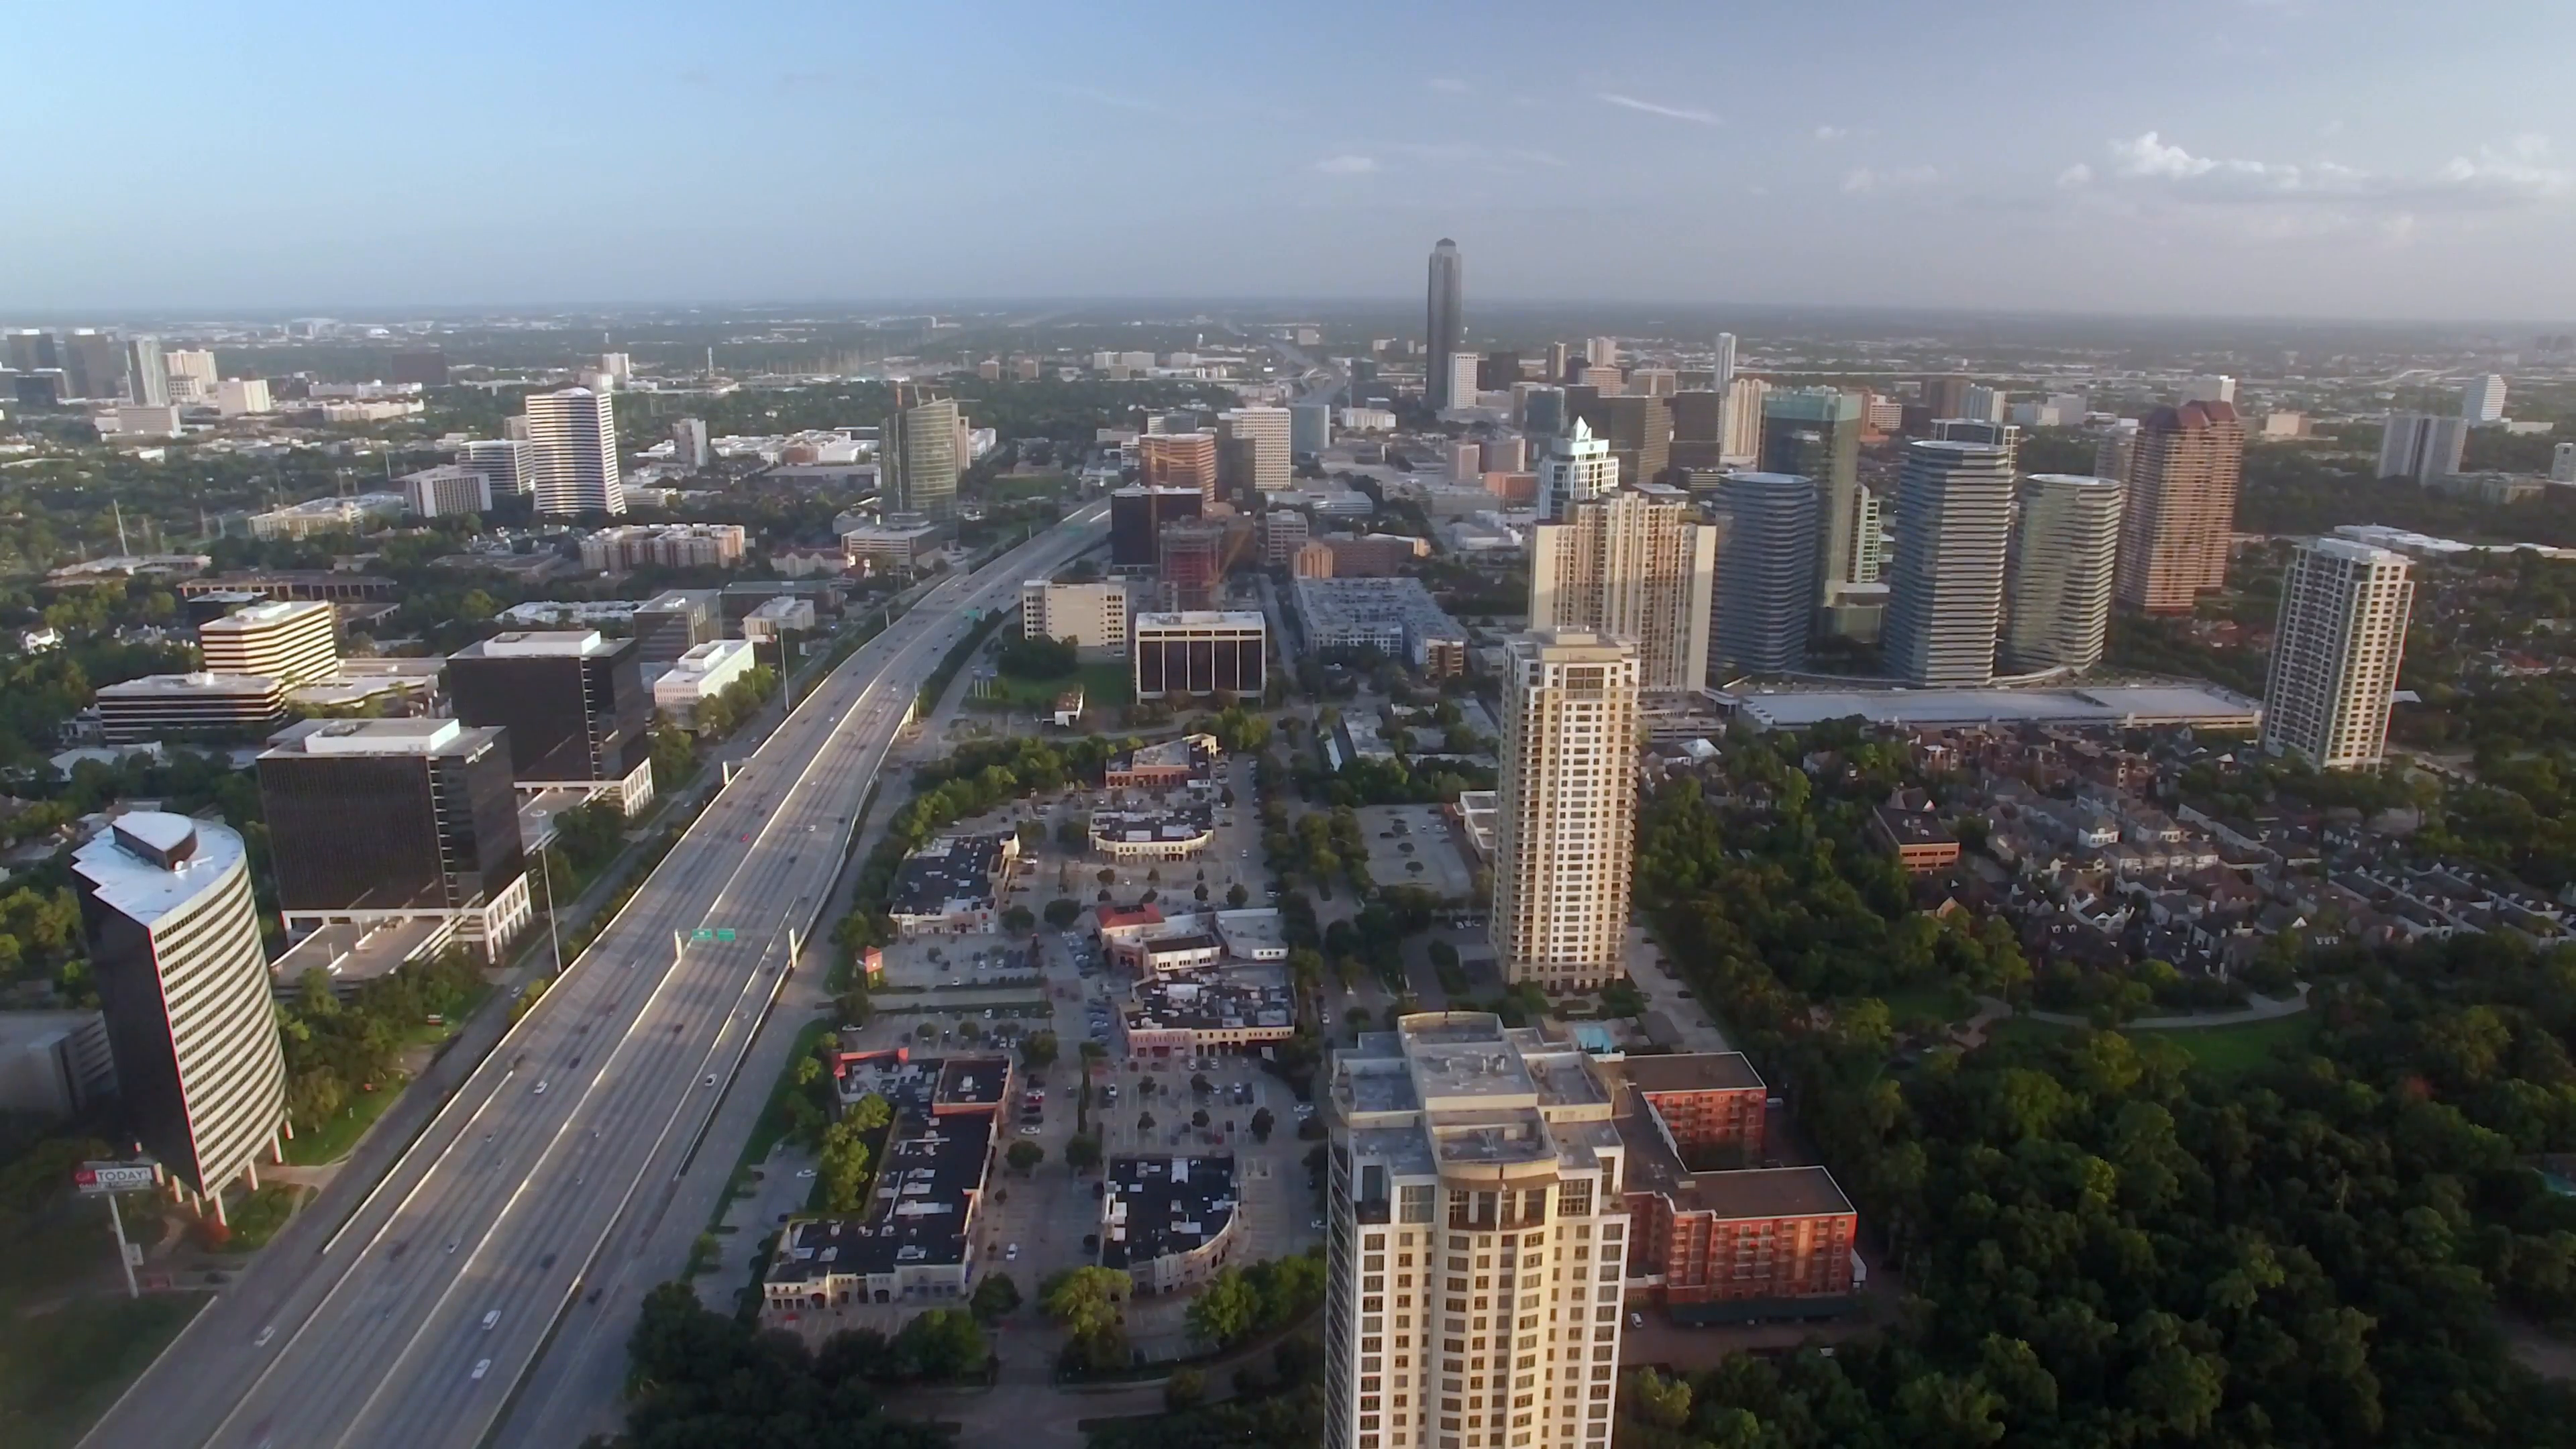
[716,928,737,943]
[692,928,714,942]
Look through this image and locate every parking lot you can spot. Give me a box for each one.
[1354,802,1474,898]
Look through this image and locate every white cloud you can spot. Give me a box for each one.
[2056,164,2093,188]
[1814,125,1849,142]
[1313,154,1380,176]
[1841,164,1939,194]
[2092,130,2570,211]
[1429,76,1470,94]
[1598,93,1721,126]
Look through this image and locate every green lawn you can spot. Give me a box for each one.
[1875,984,1974,1026]
[1982,1011,2316,1079]
[978,659,1134,712]
[214,1183,307,1252]
[285,1078,407,1166]
[0,1291,209,1449]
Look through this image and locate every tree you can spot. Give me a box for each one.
[1040,1265,1132,1376]
[1065,1132,1104,1173]
[845,1091,892,1134]
[1191,1072,1214,1097]
[1044,897,1082,928]
[818,1120,873,1212]
[1006,1140,1045,1174]
[1191,1108,1210,1130]
[1000,904,1035,934]
[1165,1366,1207,1411]
[1228,883,1249,908]
[1188,1269,1259,1347]
[1138,1112,1157,1134]
[970,1271,1022,1323]
[1250,1106,1275,1141]
[894,1306,987,1380]
[1022,1030,1059,1070]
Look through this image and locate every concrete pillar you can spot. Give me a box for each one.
[243,1161,259,1191]
[208,1188,229,1228]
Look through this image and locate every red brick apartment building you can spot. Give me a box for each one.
[1615,1053,1862,1320]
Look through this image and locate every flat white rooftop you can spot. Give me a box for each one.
[1722,682,2262,731]
[462,630,609,657]
[70,812,246,928]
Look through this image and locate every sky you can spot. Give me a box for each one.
[5,0,2574,321]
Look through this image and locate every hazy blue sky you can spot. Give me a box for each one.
[6,1,2572,319]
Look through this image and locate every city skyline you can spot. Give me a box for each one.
[5,3,2575,319]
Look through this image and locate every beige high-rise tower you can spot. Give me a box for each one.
[1323,1012,1632,1449]
[2110,399,2243,613]
[1491,632,1638,990]
[2261,537,2414,771]
[1527,485,1717,694]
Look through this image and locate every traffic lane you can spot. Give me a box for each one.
[202,518,1107,1448]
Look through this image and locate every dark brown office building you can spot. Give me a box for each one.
[1110,486,1203,573]
[1572,391,1672,487]
[447,631,649,784]
[258,718,524,914]
[390,350,451,388]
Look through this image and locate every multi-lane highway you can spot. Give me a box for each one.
[86,502,1109,1449]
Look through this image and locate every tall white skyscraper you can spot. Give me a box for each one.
[1719,376,1770,466]
[1712,471,1817,674]
[523,387,627,518]
[1447,354,1483,411]
[2005,474,2126,674]
[1958,383,2006,425]
[2554,441,2576,484]
[1711,331,1737,393]
[1882,440,2013,688]
[2184,374,2238,405]
[2376,411,2469,482]
[1537,418,1618,520]
[2461,374,2508,423]
[1584,336,1619,368]
[1323,1013,1631,1449]
[2262,537,2414,771]
[885,383,962,519]
[1491,631,1638,990]
[1529,484,1717,693]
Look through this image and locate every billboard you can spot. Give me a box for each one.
[74,1161,160,1195]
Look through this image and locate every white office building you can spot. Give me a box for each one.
[2461,374,2508,424]
[653,639,758,729]
[2377,411,2470,483]
[398,464,493,519]
[1220,407,1293,492]
[2184,374,2238,406]
[1528,484,1716,694]
[198,599,337,686]
[1882,440,2014,688]
[2262,537,2414,771]
[524,387,627,517]
[459,437,537,498]
[2554,441,2576,485]
[1322,1012,1631,1449]
[214,378,273,416]
[1490,631,1638,990]
[1719,376,1769,467]
[2005,474,2126,674]
[72,813,287,1215]
[1537,418,1617,521]
[1020,579,1133,652]
[1446,354,1483,411]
